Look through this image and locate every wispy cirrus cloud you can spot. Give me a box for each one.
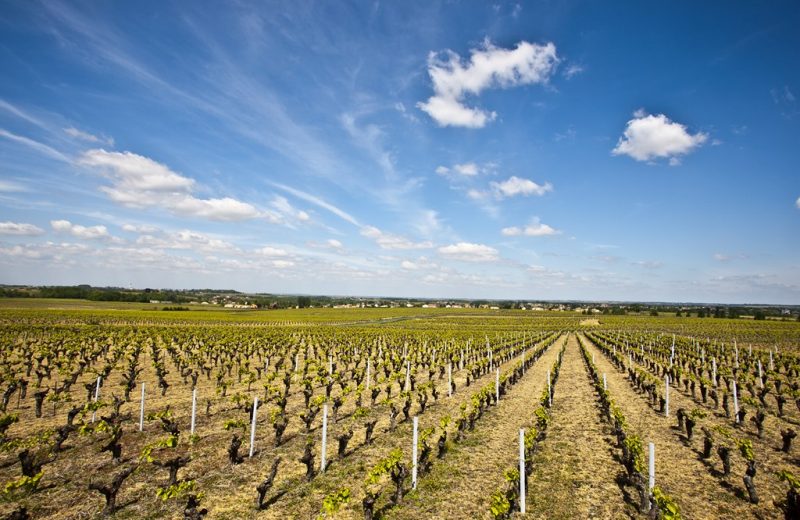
[64,126,114,146]
[0,129,70,162]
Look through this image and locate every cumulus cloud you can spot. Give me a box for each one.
[136,230,235,253]
[63,127,113,146]
[437,242,499,262]
[0,221,45,236]
[490,176,552,198]
[418,40,558,128]
[501,217,559,237]
[796,196,800,209]
[121,223,159,234]
[612,111,708,163]
[50,219,112,240]
[79,149,262,221]
[257,246,289,257]
[360,226,433,250]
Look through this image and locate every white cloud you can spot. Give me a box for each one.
[360,226,433,250]
[50,219,112,240]
[271,182,359,226]
[0,221,45,236]
[0,129,70,162]
[121,223,159,234]
[418,40,558,128]
[454,162,479,176]
[327,239,343,249]
[563,64,584,79]
[631,260,663,269]
[490,176,553,198]
[414,210,442,238]
[501,217,559,237]
[437,242,499,262]
[796,196,800,209]
[271,260,295,268]
[80,149,261,221]
[137,230,235,253]
[270,196,310,223]
[257,246,289,257]
[63,127,114,146]
[0,180,27,192]
[612,111,708,163]
[401,260,419,270]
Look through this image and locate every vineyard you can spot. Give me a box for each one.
[0,303,798,519]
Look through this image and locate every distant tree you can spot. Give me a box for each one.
[650,310,659,316]
[754,310,766,321]
[675,310,682,317]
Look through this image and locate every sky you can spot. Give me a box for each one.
[0,1,799,304]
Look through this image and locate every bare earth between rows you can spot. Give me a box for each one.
[525,333,628,519]
[579,333,766,520]
[385,334,568,519]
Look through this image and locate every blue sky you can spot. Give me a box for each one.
[0,1,798,304]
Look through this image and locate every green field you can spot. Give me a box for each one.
[0,300,799,519]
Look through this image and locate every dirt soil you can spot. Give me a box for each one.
[580,333,784,520]
[525,334,630,519]
[385,335,567,519]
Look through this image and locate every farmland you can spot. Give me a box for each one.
[0,300,799,519]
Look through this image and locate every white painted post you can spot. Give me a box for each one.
[519,428,526,513]
[405,361,411,392]
[603,373,607,391]
[249,396,259,458]
[320,404,328,471]
[592,353,595,364]
[665,375,670,417]
[648,442,655,490]
[328,356,333,375]
[732,380,739,423]
[495,368,500,403]
[769,350,774,371]
[412,416,419,489]
[190,388,197,435]
[91,376,101,423]
[447,363,452,397]
[712,358,717,386]
[139,382,145,432]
